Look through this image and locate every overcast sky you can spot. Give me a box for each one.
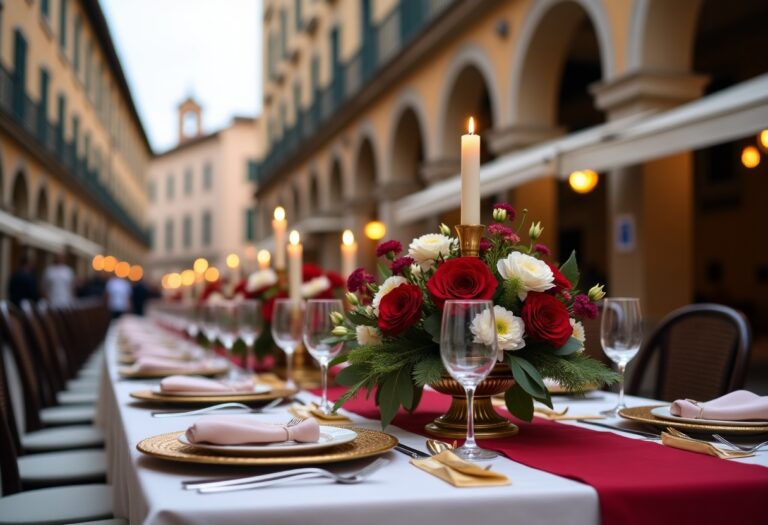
[100,0,262,153]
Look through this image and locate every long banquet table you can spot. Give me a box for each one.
[97,324,768,525]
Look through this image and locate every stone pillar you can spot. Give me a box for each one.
[377,180,423,246]
[419,158,459,185]
[592,71,707,323]
[0,236,10,300]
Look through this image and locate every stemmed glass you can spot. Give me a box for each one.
[214,302,240,381]
[271,299,304,390]
[599,298,643,417]
[185,305,200,340]
[303,299,344,415]
[238,300,263,376]
[200,304,219,359]
[440,300,498,460]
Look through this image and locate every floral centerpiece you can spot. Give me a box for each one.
[330,205,617,429]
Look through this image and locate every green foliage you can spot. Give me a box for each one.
[519,349,620,393]
[505,383,534,421]
[422,312,441,343]
[559,250,580,289]
[554,337,583,356]
[506,354,550,405]
[413,355,444,386]
[377,262,393,280]
[497,278,522,310]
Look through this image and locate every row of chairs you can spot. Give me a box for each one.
[0,299,125,525]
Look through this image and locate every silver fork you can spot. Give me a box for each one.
[190,458,391,493]
[712,434,768,453]
[151,398,283,418]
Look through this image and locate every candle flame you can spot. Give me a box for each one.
[257,249,271,265]
[274,206,286,221]
[342,229,355,246]
[289,230,300,245]
[468,117,475,135]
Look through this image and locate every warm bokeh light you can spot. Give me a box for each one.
[91,254,104,271]
[759,130,768,152]
[364,221,387,240]
[342,229,355,246]
[568,169,599,194]
[181,269,196,286]
[274,206,286,221]
[128,265,144,282]
[103,255,117,272]
[167,272,182,289]
[204,267,220,282]
[257,249,271,268]
[115,261,130,278]
[161,274,170,289]
[289,230,300,245]
[226,253,240,269]
[193,257,209,274]
[742,145,760,169]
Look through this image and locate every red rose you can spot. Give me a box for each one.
[426,257,497,310]
[546,262,573,293]
[377,284,423,336]
[521,292,573,347]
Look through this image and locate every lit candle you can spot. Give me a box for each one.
[257,249,271,270]
[340,229,357,279]
[287,230,303,302]
[460,117,481,225]
[272,206,287,271]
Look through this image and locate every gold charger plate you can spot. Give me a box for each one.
[619,405,768,435]
[129,385,297,405]
[136,428,398,466]
[119,364,228,379]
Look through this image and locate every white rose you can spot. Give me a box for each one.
[408,234,455,270]
[246,269,278,292]
[356,325,382,346]
[496,252,555,301]
[570,318,585,351]
[206,292,225,305]
[470,306,526,361]
[301,276,331,298]
[371,276,408,314]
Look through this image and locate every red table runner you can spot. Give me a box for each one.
[322,386,768,525]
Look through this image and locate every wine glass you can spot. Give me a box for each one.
[440,300,498,460]
[238,300,263,376]
[214,302,240,381]
[200,304,219,358]
[271,298,304,389]
[303,299,344,415]
[185,304,200,340]
[599,298,643,417]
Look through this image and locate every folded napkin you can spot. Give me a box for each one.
[670,390,768,421]
[410,450,511,488]
[133,345,189,361]
[160,375,254,393]
[661,428,753,459]
[185,416,320,445]
[133,356,199,373]
[289,403,353,423]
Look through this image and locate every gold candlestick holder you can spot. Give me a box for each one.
[454,224,485,257]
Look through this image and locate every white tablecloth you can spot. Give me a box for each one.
[97,327,767,525]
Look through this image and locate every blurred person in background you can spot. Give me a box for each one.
[42,253,75,306]
[106,275,132,319]
[131,278,150,316]
[7,254,39,307]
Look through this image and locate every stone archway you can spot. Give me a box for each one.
[36,184,49,222]
[11,170,30,218]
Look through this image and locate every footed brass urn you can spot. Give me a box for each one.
[426,363,519,439]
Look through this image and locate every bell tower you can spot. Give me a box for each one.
[178,97,203,143]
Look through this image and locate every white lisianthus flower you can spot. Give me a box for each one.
[470,306,526,361]
[356,325,382,346]
[570,318,585,351]
[371,276,408,314]
[410,263,422,277]
[246,269,278,292]
[301,276,331,298]
[206,292,225,305]
[497,252,555,301]
[408,234,455,270]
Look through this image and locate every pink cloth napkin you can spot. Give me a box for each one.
[160,375,253,393]
[185,416,321,445]
[670,390,768,421]
[133,356,198,373]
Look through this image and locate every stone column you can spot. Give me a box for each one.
[0,235,10,300]
[591,71,708,323]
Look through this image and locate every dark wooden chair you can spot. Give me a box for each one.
[627,303,752,402]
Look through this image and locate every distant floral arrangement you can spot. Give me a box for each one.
[330,204,617,427]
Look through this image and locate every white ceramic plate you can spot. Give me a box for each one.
[177,426,358,456]
[154,384,272,397]
[650,406,768,428]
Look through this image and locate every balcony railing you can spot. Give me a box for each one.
[0,64,150,245]
[257,0,454,188]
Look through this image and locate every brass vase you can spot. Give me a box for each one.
[426,363,519,439]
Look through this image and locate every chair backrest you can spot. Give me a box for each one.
[36,302,73,380]
[0,302,44,432]
[21,301,65,397]
[0,328,22,496]
[627,303,752,402]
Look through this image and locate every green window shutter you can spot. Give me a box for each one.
[167,173,174,200]
[73,16,81,73]
[295,0,302,31]
[59,0,68,48]
[165,219,174,251]
[183,216,192,248]
[41,0,51,18]
[185,168,193,194]
[202,211,212,246]
[245,208,255,241]
[247,159,257,182]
